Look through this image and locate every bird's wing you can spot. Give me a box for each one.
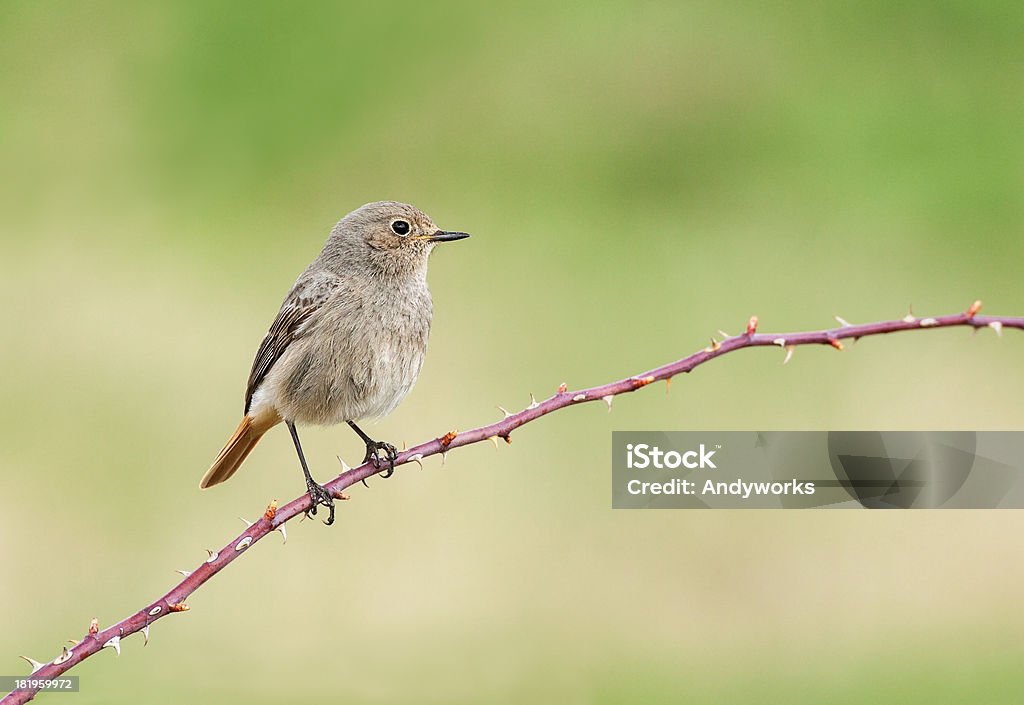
[244,272,341,414]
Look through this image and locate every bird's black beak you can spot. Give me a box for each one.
[427,230,471,243]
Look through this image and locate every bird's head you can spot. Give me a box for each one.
[326,201,470,278]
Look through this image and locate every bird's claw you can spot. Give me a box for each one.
[363,440,399,478]
[305,479,336,525]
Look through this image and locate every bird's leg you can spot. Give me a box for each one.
[287,421,335,525]
[347,420,399,478]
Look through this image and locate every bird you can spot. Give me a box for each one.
[200,201,470,524]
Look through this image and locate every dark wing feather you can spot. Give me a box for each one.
[244,273,339,414]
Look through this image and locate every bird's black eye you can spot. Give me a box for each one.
[391,220,411,236]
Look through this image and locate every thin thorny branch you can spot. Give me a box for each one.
[4,301,1023,704]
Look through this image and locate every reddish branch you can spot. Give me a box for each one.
[4,302,1022,704]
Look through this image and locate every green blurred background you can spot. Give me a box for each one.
[2,1,1023,703]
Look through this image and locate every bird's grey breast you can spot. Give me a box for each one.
[282,274,433,424]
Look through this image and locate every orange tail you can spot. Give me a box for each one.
[200,413,278,489]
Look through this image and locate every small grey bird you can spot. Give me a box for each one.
[201,201,469,524]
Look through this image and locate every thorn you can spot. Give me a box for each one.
[234,536,252,551]
[773,338,786,348]
[169,602,189,613]
[440,450,448,466]
[717,329,731,339]
[89,618,99,636]
[337,456,352,472]
[665,378,672,394]
[966,299,982,318]
[527,393,539,410]
[557,382,567,394]
[919,318,939,327]
[141,624,150,646]
[103,635,121,656]
[783,346,795,365]
[602,395,614,411]
[829,338,844,351]
[572,393,586,401]
[497,405,513,419]
[500,433,512,445]
[408,453,424,469]
[488,436,499,449]
[360,478,370,488]
[238,517,254,528]
[53,646,73,665]
[834,315,852,327]
[175,569,192,577]
[20,655,46,673]
[746,315,758,335]
[263,500,278,521]
[705,337,721,353]
[439,430,457,448]
[277,524,288,544]
[989,320,1003,337]
[67,639,79,646]
[903,304,916,323]
[205,549,219,564]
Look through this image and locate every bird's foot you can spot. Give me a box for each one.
[363,440,399,478]
[304,478,336,525]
